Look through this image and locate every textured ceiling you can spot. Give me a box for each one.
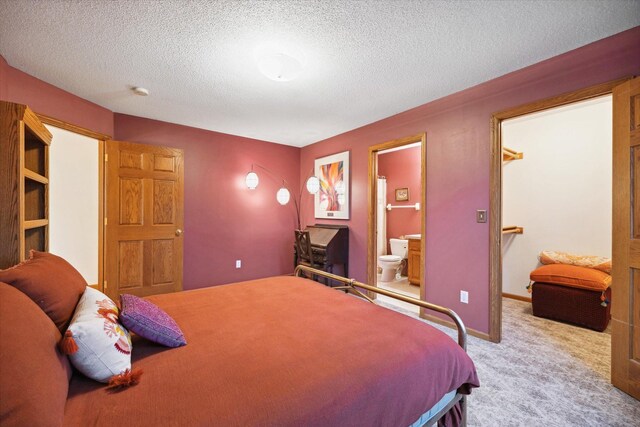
[1,1,638,147]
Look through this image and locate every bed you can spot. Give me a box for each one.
[0,259,479,427]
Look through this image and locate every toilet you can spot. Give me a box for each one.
[378,238,408,282]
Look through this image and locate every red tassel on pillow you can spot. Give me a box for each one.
[59,330,79,355]
[106,368,143,391]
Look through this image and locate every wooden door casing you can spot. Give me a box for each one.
[611,78,640,399]
[105,140,184,300]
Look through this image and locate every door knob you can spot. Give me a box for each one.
[175,229,183,236]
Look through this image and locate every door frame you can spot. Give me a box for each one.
[35,113,110,292]
[367,133,426,300]
[488,77,631,343]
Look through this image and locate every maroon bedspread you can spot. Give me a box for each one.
[64,276,479,426]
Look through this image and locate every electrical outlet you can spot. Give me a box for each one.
[235,260,241,269]
[476,210,487,223]
[460,290,469,304]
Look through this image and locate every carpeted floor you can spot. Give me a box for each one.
[377,297,640,426]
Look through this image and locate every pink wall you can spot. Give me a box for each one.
[3,26,639,333]
[378,146,422,251]
[2,55,301,291]
[300,27,640,334]
[0,56,114,136]
[0,57,8,101]
[114,114,301,290]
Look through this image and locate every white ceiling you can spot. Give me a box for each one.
[1,1,638,147]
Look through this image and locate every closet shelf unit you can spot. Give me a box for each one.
[502,146,523,161]
[502,225,524,235]
[502,146,524,235]
[0,101,53,268]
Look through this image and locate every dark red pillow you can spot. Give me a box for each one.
[0,282,72,427]
[0,251,87,331]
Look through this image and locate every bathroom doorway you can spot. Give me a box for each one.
[367,133,426,312]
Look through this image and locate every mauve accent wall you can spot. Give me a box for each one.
[300,27,640,334]
[0,57,8,101]
[114,114,301,290]
[378,146,422,250]
[1,54,302,291]
[0,56,114,136]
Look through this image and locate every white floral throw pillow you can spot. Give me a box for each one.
[64,287,132,383]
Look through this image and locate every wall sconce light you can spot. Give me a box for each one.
[276,186,291,205]
[245,164,319,229]
[305,175,320,194]
[245,170,259,190]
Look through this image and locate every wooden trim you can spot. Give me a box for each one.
[24,219,48,229]
[367,145,377,300]
[36,113,112,141]
[502,292,532,303]
[370,133,426,152]
[367,133,426,301]
[493,77,631,120]
[98,140,105,293]
[420,133,427,306]
[489,77,633,344]
[489,115,502,343]
[23,169,49,184]
[23,108,52,145]
[36,115,108,292]
[421,313,491,341]
[18,121,26,261]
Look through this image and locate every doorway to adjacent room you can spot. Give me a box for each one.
[367,133,426,313]
[489,77,640,399]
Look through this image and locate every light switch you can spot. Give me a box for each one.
[476,210,487,223]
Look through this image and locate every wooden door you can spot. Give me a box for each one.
[611,78,640,399]
[104,140,184,300]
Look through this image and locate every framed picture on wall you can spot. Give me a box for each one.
[314,150,350,219]
[395,188,409,201]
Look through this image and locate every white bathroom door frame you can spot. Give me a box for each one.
[367,133,426,301]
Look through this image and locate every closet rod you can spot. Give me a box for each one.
[502,225,524,234]
[502,146,523,161]
[386,203,420,211]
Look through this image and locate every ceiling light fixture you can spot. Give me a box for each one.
[257,52,302,82]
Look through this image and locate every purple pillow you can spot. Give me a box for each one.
[119,294,186,347]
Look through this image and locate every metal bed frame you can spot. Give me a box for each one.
[294,265,469,427]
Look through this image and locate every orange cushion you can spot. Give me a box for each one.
[0,251,87,331]
[530,264,611,291]
[0,282,72,427]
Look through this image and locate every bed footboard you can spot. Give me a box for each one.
[293,265,469,427]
